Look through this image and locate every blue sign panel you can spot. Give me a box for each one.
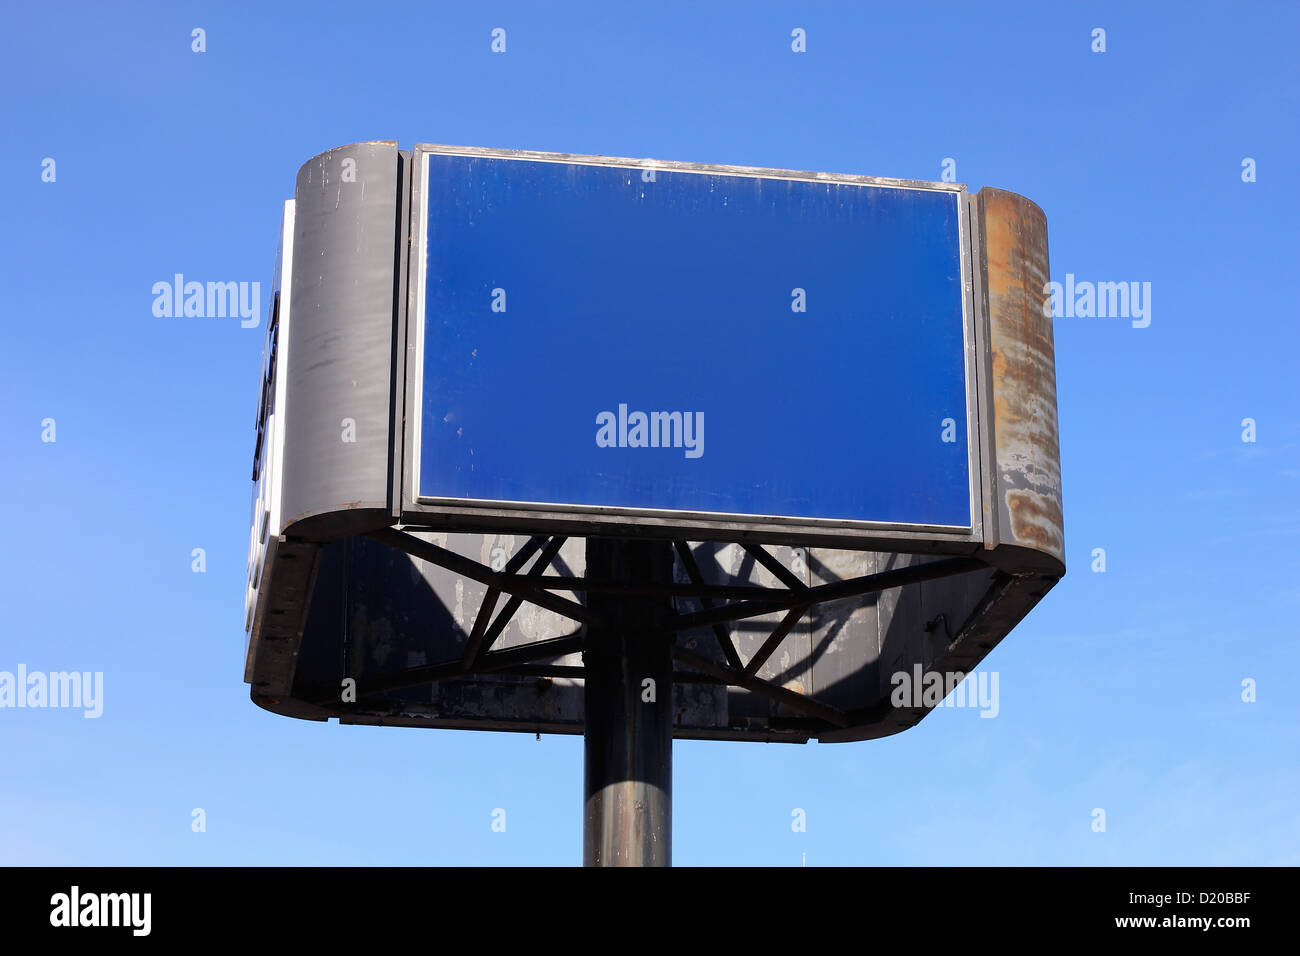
[417,152,970,527]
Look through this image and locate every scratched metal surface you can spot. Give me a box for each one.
[979,188,1065,571]
[278,141,400,541]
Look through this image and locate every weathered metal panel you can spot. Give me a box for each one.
[978,188,1065,573]
[279,141,401,541]
[247,536,323,708]
[804,549,878,711]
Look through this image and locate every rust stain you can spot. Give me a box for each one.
[982,189,1064,561]
[1005,490,1063,552]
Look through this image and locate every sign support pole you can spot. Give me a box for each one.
[582,537,675,866]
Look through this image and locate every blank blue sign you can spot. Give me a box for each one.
[418,153,970,527]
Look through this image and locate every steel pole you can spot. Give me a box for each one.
[582,537,674,866]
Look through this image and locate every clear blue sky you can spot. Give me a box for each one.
[1,1,1296,865]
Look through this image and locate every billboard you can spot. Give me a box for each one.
[410,148,973,530]
[244,142,1065,743]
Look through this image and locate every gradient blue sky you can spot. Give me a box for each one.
[1,1,1297,866]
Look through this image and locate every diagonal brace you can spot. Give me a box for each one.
[367,527,599,626]
[461,535,555,671]
[670,555,984,632]
[672,541,744,670]
[465,536,569,669]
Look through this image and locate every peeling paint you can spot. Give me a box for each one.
[981,189,1065,564]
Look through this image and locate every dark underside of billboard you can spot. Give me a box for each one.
[248,529,1057,743]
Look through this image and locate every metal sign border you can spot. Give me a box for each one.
[399,143,986,549]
